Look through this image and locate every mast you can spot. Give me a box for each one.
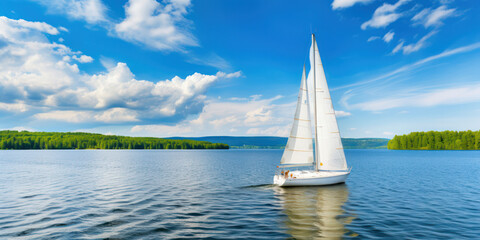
[312,34,319,171]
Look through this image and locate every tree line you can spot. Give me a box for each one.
[0,131,229,150]
[387,130,480,150]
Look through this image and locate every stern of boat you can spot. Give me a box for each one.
[274,170,350,187]
[273,174,286,186]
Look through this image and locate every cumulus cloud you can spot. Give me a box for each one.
[34,110,93,123]
[114,0,198,51]
[42,62,240,121]
[0,16,241,125]
[30,0,229,67]
[412,5,456,28]
[31,0,108,24]
[131,94,350,138]
[131,96,294,137]
[0,102,29,113]
[0,16,59,35]
[30,0,198,52]
[34,108,140,123]
[392,31,436,54]
[94,108,139,122]
[361,0,410,30]
[383,31,395,43]
[72,55,94,63]
[331,0,373,10]
[0,17,82,103]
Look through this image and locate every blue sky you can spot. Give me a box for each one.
[0,0,479,138]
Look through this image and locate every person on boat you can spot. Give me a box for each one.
[284,170,290,178]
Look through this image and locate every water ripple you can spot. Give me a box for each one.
[0,150,479,239]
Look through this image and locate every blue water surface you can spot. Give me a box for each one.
[0,149,479,239]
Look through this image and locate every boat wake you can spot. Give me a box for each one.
[240,184,276,189]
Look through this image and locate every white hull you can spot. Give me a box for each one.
[274,170,350,187]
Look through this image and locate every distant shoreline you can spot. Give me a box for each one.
[169,136,390,149]
[0,131,229,150]
[0,131,397,150]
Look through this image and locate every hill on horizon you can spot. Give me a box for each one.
[168,136,390,149]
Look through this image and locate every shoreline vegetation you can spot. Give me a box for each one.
[0,131,229,150]
[388,130,480,150]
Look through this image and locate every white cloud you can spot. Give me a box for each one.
[94,108,139,122]
[383,31,394,43]
[72,55,94,63]
[0,16,241,125]
[392,40,404,54]
[244,107,273,125]
[44,62,241,118]
[131,95,294,137]
[0,16,59,35]
[351,84,480,111]
[32,0,108,24]
[383,131,394,136]
[58,26,69,32]
[31,0,229,66]
[35,110,93,123]
[0,17,81,102]
[361,0,410,30]
[367,36,380,42]
[412,8,430,22]
[187,53,231,70]
[35,108,141,123]
[0,102,29,113]
[114,0,198,51]
[412,5,456,28]
[335,110,352,117]
[246,125,290,137]
[331,0,373,10]
[393,31,437,54]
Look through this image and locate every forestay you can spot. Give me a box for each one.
[280,66,314,166]
[308,35,348,171]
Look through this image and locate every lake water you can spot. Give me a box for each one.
[0,149,479,239]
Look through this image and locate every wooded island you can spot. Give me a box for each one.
[0,131,229,150]
[388,130,480,150]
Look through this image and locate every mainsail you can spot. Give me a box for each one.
[308,34,348,171]
[280,66,314,166]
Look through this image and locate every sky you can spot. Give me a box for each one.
[0,0,479,138]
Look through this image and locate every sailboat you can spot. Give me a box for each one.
[273,34,351,187]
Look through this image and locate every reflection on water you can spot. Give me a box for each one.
[274,184,357,239]
[2,150,480,238]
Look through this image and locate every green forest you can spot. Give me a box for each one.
[388,130,480,150]
[0,131,229,150]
